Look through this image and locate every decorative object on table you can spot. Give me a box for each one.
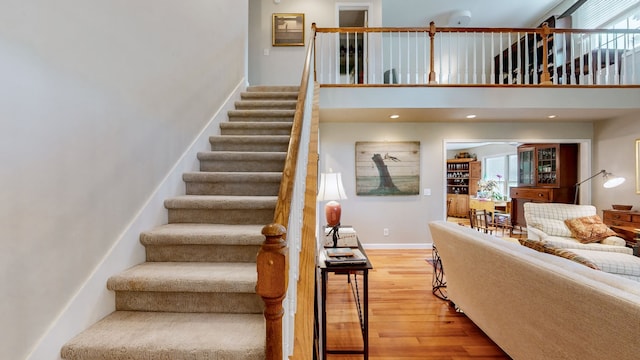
[323,226,358,247]
[612,204,633,211]
[318,171,347,247]
[477,176,502,200]
[272,13,305,46]
[355,141,420,196]
[573,169,625,204]
[323,248,367,266]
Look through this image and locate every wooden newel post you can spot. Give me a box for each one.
[540,22,552,85]
[257,223,288,360]
[428,21,437,84]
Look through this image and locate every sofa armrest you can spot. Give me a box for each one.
[527,226,548,240]
[601,236,627,247]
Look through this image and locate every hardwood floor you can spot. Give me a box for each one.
[324,249,511,360]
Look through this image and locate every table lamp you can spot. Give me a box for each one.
[317,172,347,247]
[574,169,625,204]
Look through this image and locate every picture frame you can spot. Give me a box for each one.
[272,13,305,46]
[355,141,420,196]
[636,139,640,194]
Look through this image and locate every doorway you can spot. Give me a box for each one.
[337,5,369,83]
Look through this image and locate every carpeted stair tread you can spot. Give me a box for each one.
[227,109,295,122]
[197,151,286,161]
[107,262,257,293]
[246,85,299,92]
[183,171,282,183]
[184,172,281,196]
[234,100,297,110]
[140,224,264,246]
[240,91,298,100]
[219,121,292,135]
[164,195,277,209]
[209,135,290,152]
[60,311,265,360]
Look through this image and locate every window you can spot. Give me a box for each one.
[483,154,517,198]
[573,0,640,29]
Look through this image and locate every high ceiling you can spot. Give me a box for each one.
[380,0,570,28]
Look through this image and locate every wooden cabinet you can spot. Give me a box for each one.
[447,194,469,218]
[511,143,578,227]
[602,209,640,247]
[446,159,480,217]
[517,143,578,188]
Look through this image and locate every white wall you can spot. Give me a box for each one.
[319,121,593,247]
[0,1,248,359]
[249,0,381,85]
[593,113,640,212]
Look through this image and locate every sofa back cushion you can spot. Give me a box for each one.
[524,203,596,237]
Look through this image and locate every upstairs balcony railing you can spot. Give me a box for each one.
[314,22,640,86]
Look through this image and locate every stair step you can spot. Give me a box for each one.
[60,311,265,360]
[107,262,262,313]
[227,109,295,122]
[197,151,286,172]
[184,172,281,196]
[220,121,292,135]
[234,100,297,110]
[240,91,298,100]
[165,195,277,224]
[246,85,299,92]
[141,223,264,262]
[209,135,290,152]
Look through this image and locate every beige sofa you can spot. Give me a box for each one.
[429,221,640,360]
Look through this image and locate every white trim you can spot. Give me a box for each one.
[26,80,246,360]
[362,243,433,250]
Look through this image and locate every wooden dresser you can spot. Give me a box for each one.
[602,209,640,246]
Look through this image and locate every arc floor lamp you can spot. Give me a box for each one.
[574,169,625,204]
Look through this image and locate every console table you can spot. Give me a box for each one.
[319,243,372,359]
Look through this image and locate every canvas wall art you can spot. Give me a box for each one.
[355,141,420,196]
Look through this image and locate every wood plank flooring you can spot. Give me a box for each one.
[324,249,511,360]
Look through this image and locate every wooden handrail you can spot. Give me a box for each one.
[257,24,318,360]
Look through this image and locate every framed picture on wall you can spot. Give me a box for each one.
[272,13,305,46]
[355,141,420,196]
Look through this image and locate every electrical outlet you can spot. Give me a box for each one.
[383,228,389,236]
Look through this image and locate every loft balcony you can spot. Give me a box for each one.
[314,22,640,87]
[313,22,640,122]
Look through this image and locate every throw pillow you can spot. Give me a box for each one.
[546,248,601,270]
[564,215,617,244]
[519,238,548,253]
[518,239,600,270]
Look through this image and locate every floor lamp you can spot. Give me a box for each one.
[317,172,347,247]
[574,169,625,204]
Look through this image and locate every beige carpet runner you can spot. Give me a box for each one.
[61,86,298,360]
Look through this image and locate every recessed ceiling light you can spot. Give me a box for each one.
[548,115,557,119]
[389,114,400,119]
[466,114,476,119]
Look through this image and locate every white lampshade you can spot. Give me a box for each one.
[317,173,347,201]
[603,172,625,188]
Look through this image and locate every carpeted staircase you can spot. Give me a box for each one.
[61,86,299,360]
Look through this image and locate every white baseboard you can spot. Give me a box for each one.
[26,80,246,360]
[361,243,433,250]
